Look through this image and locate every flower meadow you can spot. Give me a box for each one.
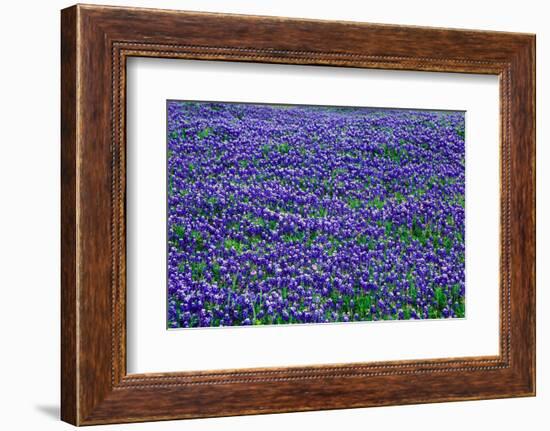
[167,101,465,329]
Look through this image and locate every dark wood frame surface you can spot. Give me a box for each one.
[61,4,536,426]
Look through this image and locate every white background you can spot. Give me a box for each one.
[0,0,547,430]
[127,59,499,373]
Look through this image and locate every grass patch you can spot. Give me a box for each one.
[197,127,212,139]
[348,197,362,210]
[277,142,290,154]
[224,238,245,254]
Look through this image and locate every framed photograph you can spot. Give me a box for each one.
[61,4,536,425]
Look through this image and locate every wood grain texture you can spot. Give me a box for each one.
[60,4,535,425]
[60,5,78,425]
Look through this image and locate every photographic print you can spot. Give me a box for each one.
[167,101,465,329]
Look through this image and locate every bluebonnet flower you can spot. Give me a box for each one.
[167,102,465,328]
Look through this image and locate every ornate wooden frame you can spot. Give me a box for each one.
[61,4,535,425]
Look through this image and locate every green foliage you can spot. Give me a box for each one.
[455,125,465,139]
[370,196,385,209]
[170,129,187,141]
[281,286,288,300]
[261,144,271,157]
[348,197,362,210]
[227,220,240,231]
[190,261,207,281]
[394,192,405,204]
[190,230,205,252]
[442,236,453,253]
[277,142,290,154]
[282,230,305,243]
[197,127,212,139]
[434,287,448,310]
[368,238,376,250]
[381,143,408,163]
[211,262,221,282]
[409,284,418,303]
[451,284,461,302]
[315,206,328,218]
[326,236,342,256]
[356,293,373,316]
[455,302,466,318]
[331,168,347,179]
[173,225,185,239]
[411,219,427,245]
[356,235,368,246]
[428,306,440,319]
[306,230,319,247]
[224,238,245,254]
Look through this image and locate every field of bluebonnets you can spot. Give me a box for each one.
[167,101,465,328]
